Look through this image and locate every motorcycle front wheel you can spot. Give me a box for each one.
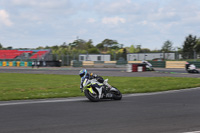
[84,89,100,102]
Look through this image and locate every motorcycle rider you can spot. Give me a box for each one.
[185,62,199,73]
[142,60,154,71]
[79,69,111,92]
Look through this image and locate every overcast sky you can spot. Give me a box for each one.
[0,0,200,50]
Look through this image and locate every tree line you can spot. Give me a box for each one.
[0,34,200,59]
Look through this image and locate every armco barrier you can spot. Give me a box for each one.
[94,61,104,68]
[166,61,186,68]
[24,62,28,67]
[128,61,142,64]
[16,61,20,67]
[9,62,13,67]
[3,61,7,66]
[116,60,127,68]
[0,61,63,67]
[28,62,32,66]
[188,61,200,68]
[72,60,82,67]
[126,63,146,72]
[0,60,196,68]
[104,61,116,68]
[149,61,165,68]
[116,60,127,65]
[82,61,94,67]
[126,64,132,72]
[20,61,25,66]
[12,61,16,66]
[132,64,138,72]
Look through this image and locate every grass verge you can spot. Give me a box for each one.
[0,73,200,101]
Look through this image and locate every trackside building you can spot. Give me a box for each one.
[79,54,111,61]
[127,53,180,61]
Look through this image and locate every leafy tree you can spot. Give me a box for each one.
[195,38,200,54]
[88,47,100,54]
[0,43,3,49]
[69,39,94,51]
[102,39,118,47]
[127,45,136,53]
[45,45,50,49]
[96,43,104,51]
[182,34,198,59]
[36,46,44,50]
[151,49,160,53]
[135,45,141,53]
[74,39,87,49]
[60,42,68,48]
[97,39,119,52]
[122,48,127,60]
[161,40,173,52]
[140,48,151,53]
[6,46,13,50]
[85,39,94,49]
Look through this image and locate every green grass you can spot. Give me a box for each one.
[0,73,200,101]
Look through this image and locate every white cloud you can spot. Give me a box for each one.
[138,20,148,25]
[1,0,200,49]
[88,18,96,23]
[0,10,13,26]
[78,29,87,35]
[12,0,70,8]
[95,0,138,15]
[102,16,126,25]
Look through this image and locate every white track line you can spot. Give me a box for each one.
[123,87,200,97]
[183,131,200,133]
[1,87,200,106]
[0,98,85,106]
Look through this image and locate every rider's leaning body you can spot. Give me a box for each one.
[79,69,104,92]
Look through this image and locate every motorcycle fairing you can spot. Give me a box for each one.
[83,78,105,99]
[88,87,94,94]
[110,87,118,92]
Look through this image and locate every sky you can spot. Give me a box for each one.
[0,0,200,50]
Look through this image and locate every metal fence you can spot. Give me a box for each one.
[1,51,200,66]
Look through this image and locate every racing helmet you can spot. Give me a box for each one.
[79,69,87,78]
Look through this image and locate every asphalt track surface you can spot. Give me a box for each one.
[0,67,199,78]
[0,67,200,133]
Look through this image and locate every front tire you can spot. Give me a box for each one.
[84,89,99,102]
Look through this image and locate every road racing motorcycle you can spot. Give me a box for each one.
[142,60,155,71]
[82,78,122,102]
[185,63,199,73]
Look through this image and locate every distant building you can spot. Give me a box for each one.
[127,53,180,61]
[79,54,111,61]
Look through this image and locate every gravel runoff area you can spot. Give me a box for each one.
[0,66,199,78]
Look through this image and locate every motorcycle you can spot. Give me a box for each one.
[82,78,122,102]
[142,61,155,71]
[185,63,199,73]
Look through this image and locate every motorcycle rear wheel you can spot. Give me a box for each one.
[110,87,122,100]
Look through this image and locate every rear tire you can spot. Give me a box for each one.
[84,89,99,102]
[110,87,122,100]
[194,70,199,73]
